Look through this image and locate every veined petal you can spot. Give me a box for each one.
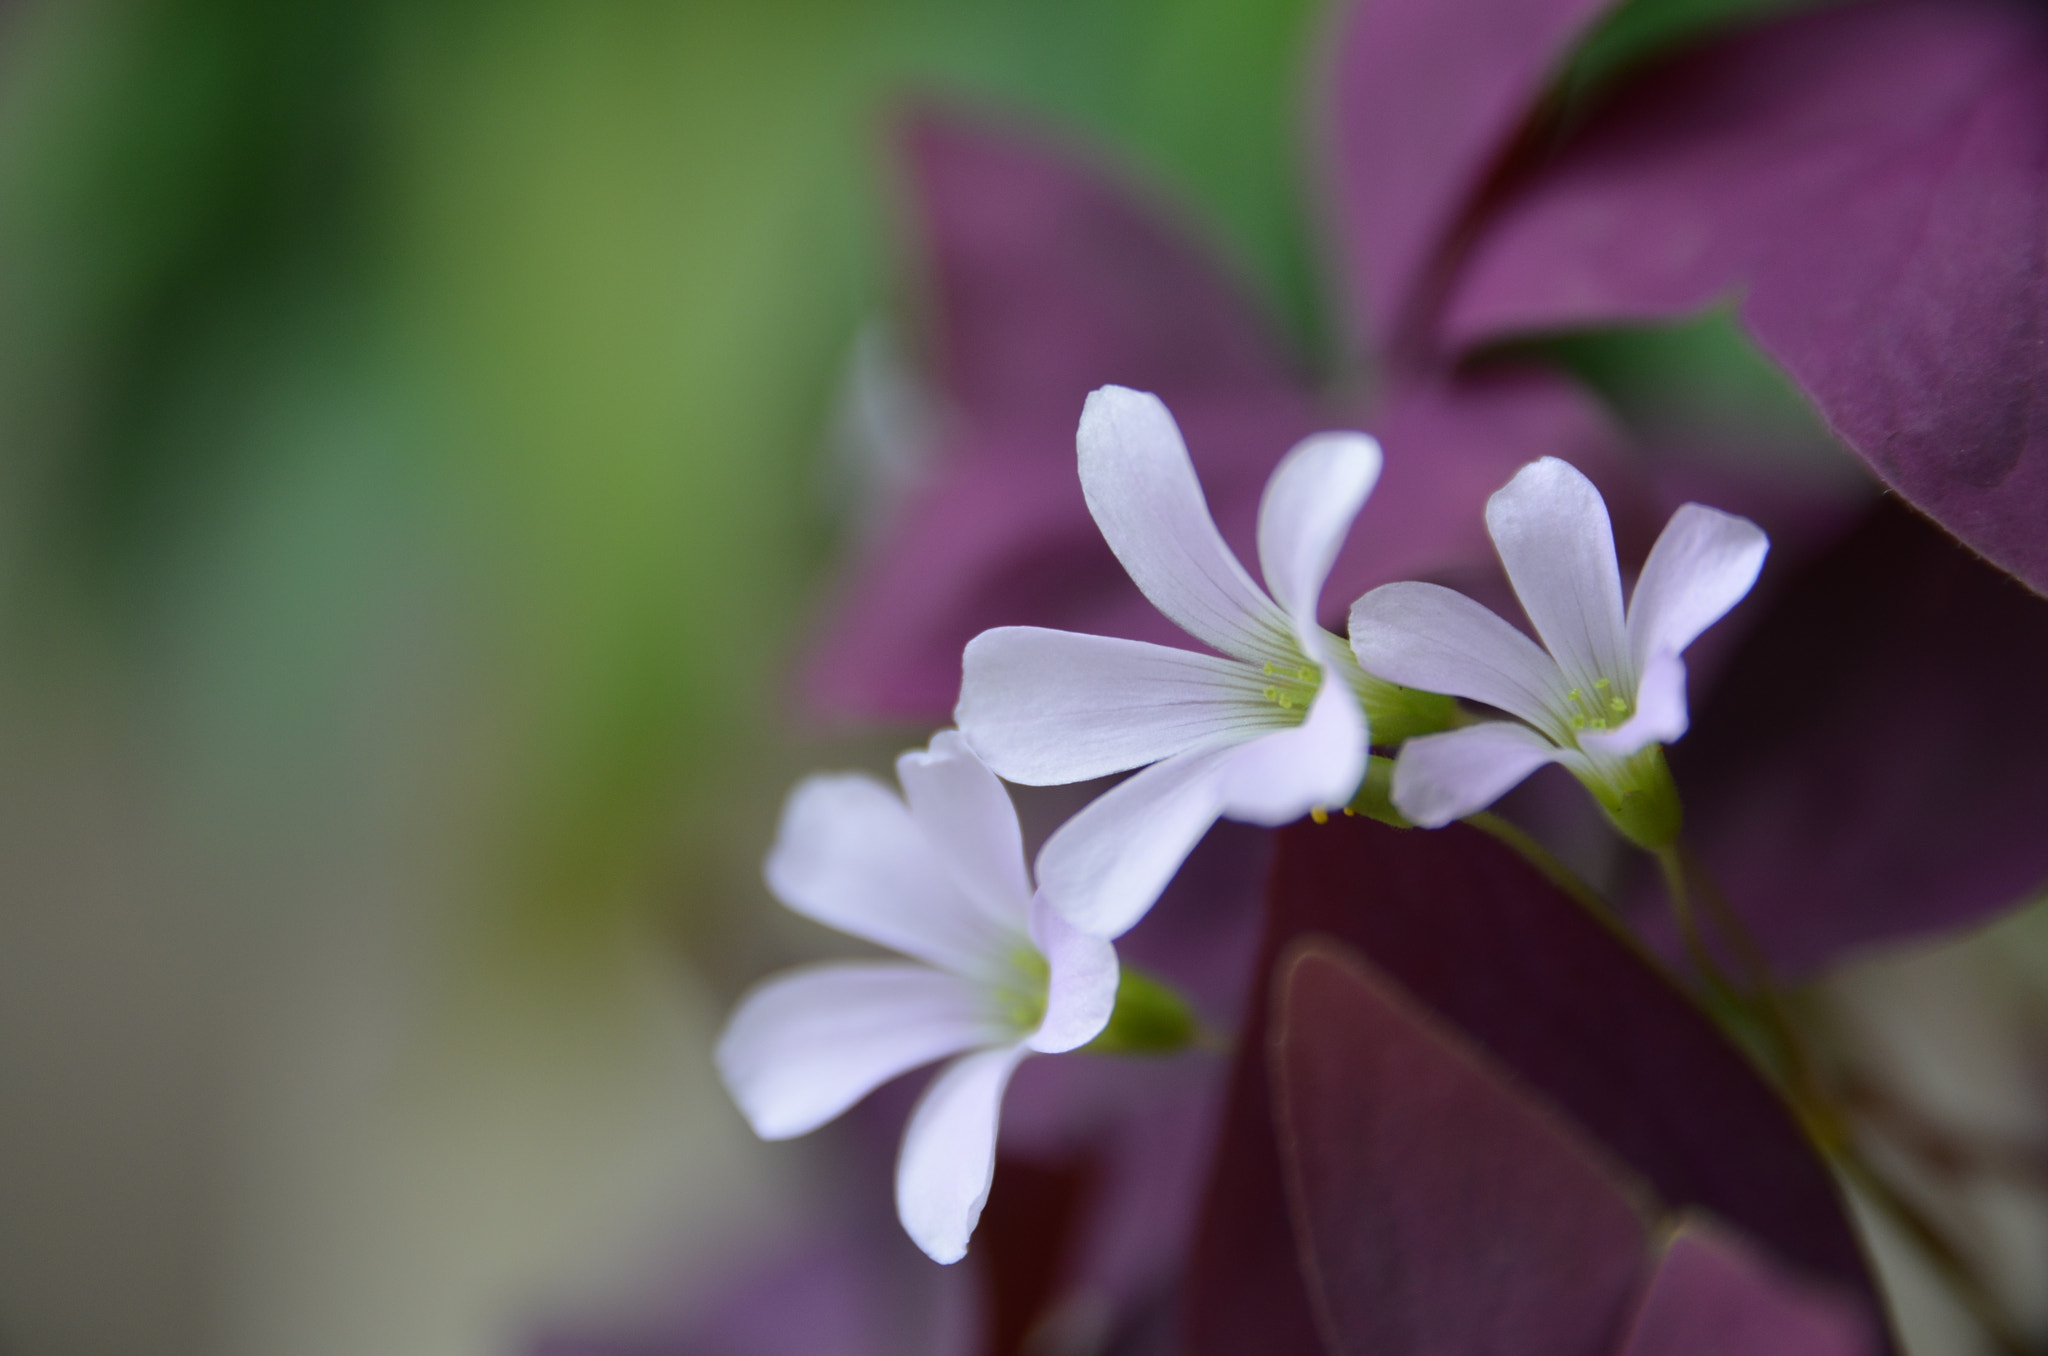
[716,961,992,1141]
[958,626,1282,785]
[1350,581,1573,737]
[1627,503,1770,674]
[766,773,1009,975]
[1217,669,1368,825]
[897,731,1034,930]
[1026,896,1119,1053]
[1391,721,1562,827]
[1486,458,1631,695]
[1581,649,1689,758]
[896,1044,1030,1264]
[1256,431,1383,650]
[1036,746,1234,938]
[1078,386,1294,664]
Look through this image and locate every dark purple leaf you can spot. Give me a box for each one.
[1326,365,1639,611]
[1668,495,2048,974]
[1183,817,1890,1353]
[1326,0,1618,352]
[802,114,1662,727]
[801,110,1320,723]
[1618,1219,1877,1356]
[1272,941,1653,1356]
[1439,0,2048,593]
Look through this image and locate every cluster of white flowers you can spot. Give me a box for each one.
[717,385,1767,1262]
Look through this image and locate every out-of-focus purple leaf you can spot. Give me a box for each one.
[1668,496,2048,974]
[803,114,1657,726]
[1271,940,1653,1356]
[802,111,1320,722]
[1183,816,1889,1353]
[1618,1220,1877,1356]
[1439,0,2048,593]
[1327,365,1639,610]
[1326,0,1618,352]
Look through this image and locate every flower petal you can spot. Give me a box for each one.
[896,1044,1030,1263]
[1026,896,1120,1053]
[1627,503,1770,674]
[1391,721,1562,827]
[896,731,1034,929]
[765,773,1009,975]
[1581,649,1690,758]
[1486,458,1631,695]
[1036,747,1234,938]
[1078,386,1294,664]
[1350,581,1573,737]
[1217,671,1368,826]
[957,626,1281,785]
[1256,431,1383,649]
[716,961,993,1141]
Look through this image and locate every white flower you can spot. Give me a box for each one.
[955,385,1410,939]
[714,732,1118,1264]
[1349,457,1768,846]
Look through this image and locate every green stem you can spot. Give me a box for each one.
[1654,845,1745,1004]
[1671,841,2031,1353]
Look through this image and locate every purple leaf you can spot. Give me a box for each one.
[801,110,1320,723]
[1618,1219,1877,1356]
[1613,1220,1884,1356]
[1183,817,1890,1353]
[1326,365,1639,613]
[1326,0,1618,352]
[803,113,1650,726]
[1667,495,2048,974]
[1439,0,2048,592]
[1272,940,1654,1356]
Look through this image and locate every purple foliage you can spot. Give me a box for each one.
[1185,816,1889,1352]
[1670,495,2048,973]
[1435,0,2048,593]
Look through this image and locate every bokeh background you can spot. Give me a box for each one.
[0,3,1332,1353]
[3,2,2043,1355]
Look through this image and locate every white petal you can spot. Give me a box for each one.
[1078,386,1293,664]
[1486,458,1631,695]
[1035,747,1234,938]
[1216,669,1368,825]
[1026,897,1119,1053]
[1390,721,1562,828]
[1256,431,1383,649]
[765,773,1008,975]
[1350,581,1573,737]
[716,962,992,1141]
[957,626,1281,785]
[895,1044,1029,1264]
[1580,649,1689,757]
[1626,502,1769,673]
[896,731,1034,929]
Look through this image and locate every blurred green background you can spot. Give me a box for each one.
[0,2,1332,1353]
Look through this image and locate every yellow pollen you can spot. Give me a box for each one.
[1310,807,1329,824]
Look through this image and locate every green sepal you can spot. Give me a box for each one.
[1345,754,1411,828]
[1580,744,1684,850]
[1357,671,1462,745]
[1085,964,1199,1056]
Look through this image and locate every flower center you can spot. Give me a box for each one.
[1563,677,1632,734]
[990,947,1050,1036]
[1262,660,1320,713]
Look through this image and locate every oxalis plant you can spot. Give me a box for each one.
[697,1,2048,1352]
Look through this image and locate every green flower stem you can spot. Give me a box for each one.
[1446,802,2025,1349]
[1654,846,1746,1009]
[1668,841,2031,1356]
